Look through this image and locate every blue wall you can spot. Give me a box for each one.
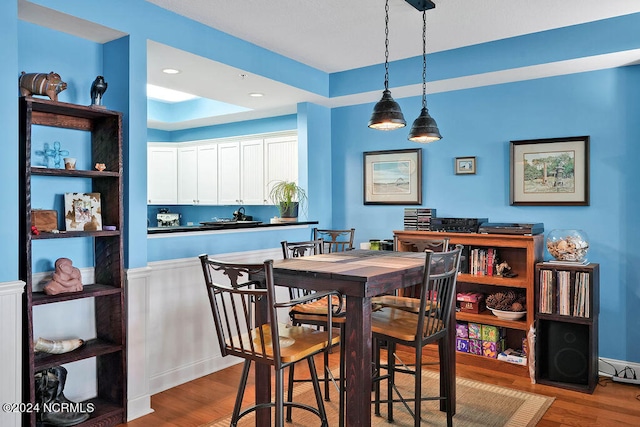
[332,67,640,361]
[0,1,19,282]
[3,0,638,364]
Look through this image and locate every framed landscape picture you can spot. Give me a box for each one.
[363,148,422,205]
[510,136,590,206]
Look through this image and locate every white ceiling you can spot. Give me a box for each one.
[19,0,640,130]
[146,0,640,73]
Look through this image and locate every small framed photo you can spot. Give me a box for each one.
[510,136,590,206]
[455,157,476,175]
[64,192,102,231]
[363,148,422,205]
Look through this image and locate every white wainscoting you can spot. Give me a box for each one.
[0,280,24,427]
[125,266,154,421]
[146,248,283,394]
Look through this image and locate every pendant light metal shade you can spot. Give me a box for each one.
[409,9,441,143]
[408,107,441,142]
[369,0,405,131]
[369,89,406,130]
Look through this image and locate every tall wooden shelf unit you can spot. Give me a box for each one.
[535,262,599,393]
[19,97,126,426]
[394,230,543,375]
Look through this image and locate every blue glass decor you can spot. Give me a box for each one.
[38,141,69,168]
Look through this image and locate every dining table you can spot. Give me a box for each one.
[252,249,456,427]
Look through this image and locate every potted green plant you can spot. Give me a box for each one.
[269,180,307,219]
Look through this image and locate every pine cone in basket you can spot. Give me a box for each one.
[486,290,526,312]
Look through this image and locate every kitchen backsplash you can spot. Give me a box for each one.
[147,205,281,227]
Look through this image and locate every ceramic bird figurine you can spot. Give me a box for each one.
[90,75,108,107]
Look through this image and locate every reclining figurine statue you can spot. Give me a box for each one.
[43,258,83,295]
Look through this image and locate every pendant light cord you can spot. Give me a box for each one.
[384,0,390,91]
[421,9,427,109]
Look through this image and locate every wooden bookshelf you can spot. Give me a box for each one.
[394,230,543,376]
[19,97,126,426]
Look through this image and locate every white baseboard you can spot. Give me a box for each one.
[127,396,154,421]
[599,357,640,378]
[149,355,242,394]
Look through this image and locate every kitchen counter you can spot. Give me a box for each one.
[147,220,319,235]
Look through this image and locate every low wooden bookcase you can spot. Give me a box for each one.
[394,230,543,376]
[535,262,599,393]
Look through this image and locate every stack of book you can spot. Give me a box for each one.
[404,208,436,231]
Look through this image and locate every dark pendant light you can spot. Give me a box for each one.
[408,9,442,143]
[369,0,406,130]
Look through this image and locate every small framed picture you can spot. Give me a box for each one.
[64,192,102,231]
[455,157,476,175]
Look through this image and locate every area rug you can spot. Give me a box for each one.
[202,369,554,426]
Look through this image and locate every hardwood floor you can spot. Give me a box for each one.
[119,346,640,426]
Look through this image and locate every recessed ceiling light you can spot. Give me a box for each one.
[162,68,181,74]
[249,92,264,97]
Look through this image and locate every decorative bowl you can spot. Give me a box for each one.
[546,229,589,262]
[488,308,526,320]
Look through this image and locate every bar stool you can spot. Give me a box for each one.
[371,245,463,427]
[199,255,340,427]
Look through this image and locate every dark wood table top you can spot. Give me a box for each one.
[270,249,428,297]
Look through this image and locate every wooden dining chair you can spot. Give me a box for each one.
[371,245,463,427]
[312,228,355,253]
[280,240,346,426]
[199,254,340,427]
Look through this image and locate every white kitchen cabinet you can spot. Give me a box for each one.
[177,145,198,204]
[148,131,297,206]
[217,142,241,204]
[148,144,178,204]
[196,143,219,204]
[177,143,218,205]
[240,139,265,205]
[264,135,298,203]
[218,139,264,204]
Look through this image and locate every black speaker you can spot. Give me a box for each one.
[542,321,589,384]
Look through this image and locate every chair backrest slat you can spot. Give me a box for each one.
[281,239,324,300]
[416,245,463,343]
[282,238,324,258]
[199,255,283,365]
[397,237,450,253]
[312,228,355,253]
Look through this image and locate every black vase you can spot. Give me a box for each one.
[279,202,299,218]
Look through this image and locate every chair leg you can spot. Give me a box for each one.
[339,329,346,427]
[286,364,295,422]
[387,341,396,423]
[440,344,454,427]
[308,356,329,427]
[275,366,284,427]
[231,360,251,427]
[373,338,383,416]
[323,348,331,400]
[414,346,423,427]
